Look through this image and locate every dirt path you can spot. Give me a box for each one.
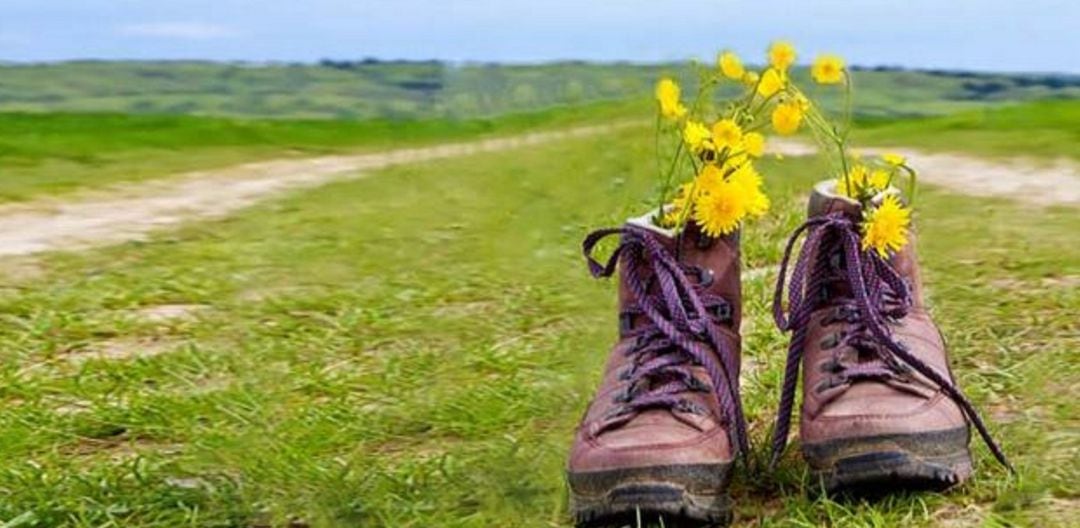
[0,130,1075,258]
[0,123,632,257]
[770,139,1080,206]
[871,148,1080,206]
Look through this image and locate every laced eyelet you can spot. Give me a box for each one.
[603,406,630,420]
[892,361,915,382]
[820,333,840,350]
[694,266,715,288]
[710,303,732,323]
[695,234,715,249]
[815,375,846,393]
[673,399,702,414]
[688,377,710,392]
[818,359,843,373]
[690,321,712,340]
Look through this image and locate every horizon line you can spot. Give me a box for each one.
[0,57,1077,77]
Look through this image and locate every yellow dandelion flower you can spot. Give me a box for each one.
[661,182,696,228]
[861,195,911,257]
[725,149,748,168]
[882,152,906,166]
[868,169,891,191]
[837,165,869,197]
[711,119,744,150]
[794,92,811,111]
[655,78,687,120]
[695,164,725,192]
[848,165,870,187]
[743,132,766,158]
[682,120,712,151]
[771,101,803,135]
[693,175,750,237]
[729,163,770,217]
[718,51,745,80]
[757,68,784,97]
[768,41,797,71]
[742,71,759,87]
[811,54,846,84]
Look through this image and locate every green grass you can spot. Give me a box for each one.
[856,99,1080,160]
[0,99,643,202]
[0,122,1075,526]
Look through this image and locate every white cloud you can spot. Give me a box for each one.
[119,22,240,40]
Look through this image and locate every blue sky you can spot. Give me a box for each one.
[1,1,1077,73]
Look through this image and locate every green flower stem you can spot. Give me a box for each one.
[656,75,718,218]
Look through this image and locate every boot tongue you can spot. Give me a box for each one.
[808,180,862,219]
[805,180,923,304]
[620,210,741,331]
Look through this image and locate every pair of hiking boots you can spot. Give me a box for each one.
[567,181,1010,527]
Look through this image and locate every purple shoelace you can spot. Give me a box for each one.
[583,226,750,457]
[769,212,1012,471]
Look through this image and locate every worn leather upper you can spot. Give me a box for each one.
[568,219,741,472]
[799,183,967,445]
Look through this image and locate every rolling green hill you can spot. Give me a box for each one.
[0,60,1076,120]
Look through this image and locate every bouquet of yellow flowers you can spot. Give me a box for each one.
[652,41,917,257]
[567,45,1007,523]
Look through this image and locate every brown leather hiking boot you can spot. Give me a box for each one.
[567,213,748,527]
[769,181,1011,494]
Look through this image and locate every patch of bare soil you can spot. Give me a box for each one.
[66,336,178,363]
[132,303,209,323]
[62,434,184,462]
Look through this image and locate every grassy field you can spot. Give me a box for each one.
[4,96,1077,206]
[0,118,1075,527]
[0,99,643,202]
[856,99,1080,160]
[1,60,1077,120]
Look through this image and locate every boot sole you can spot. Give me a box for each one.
[567,463,734,527]
[802,426,972,495]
